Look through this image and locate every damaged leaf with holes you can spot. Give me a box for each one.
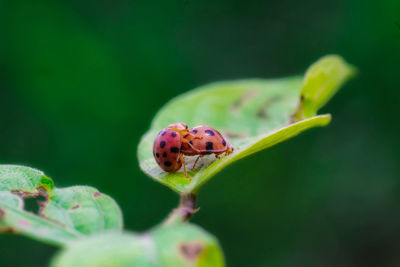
[51,223,224,267]
[0,165,123,246]
[138,55,356,194]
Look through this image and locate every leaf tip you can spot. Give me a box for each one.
[294,55,356,120]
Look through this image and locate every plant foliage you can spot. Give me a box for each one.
[138,55,355,194]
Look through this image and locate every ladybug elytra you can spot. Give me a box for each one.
[181,125,233,169]
[153,128,184,173]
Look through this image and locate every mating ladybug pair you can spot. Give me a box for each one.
[153,123,233,178]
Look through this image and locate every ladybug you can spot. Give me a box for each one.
[153,128,185,174]
[153,123,198,178]
[181,125,233,169]
[153,123,233,177]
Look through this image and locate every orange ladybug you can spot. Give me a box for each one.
[153,128,183,173]
[153,123,233,177]
[181,125,233,169]
[153,123,201,178]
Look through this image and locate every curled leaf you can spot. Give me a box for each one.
[138,55,355,194]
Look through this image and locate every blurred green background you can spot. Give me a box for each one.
[0,0,399,266]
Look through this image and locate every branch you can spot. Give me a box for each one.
[163,193,198,226]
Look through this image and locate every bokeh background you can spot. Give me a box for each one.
[1,0,399,266]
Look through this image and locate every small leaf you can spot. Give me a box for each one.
[51,223,224,267]
[138,55,355,194]
[0,165,123,246]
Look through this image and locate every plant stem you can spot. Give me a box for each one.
[162,193,198,226]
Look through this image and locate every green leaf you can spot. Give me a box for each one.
[294,55,357,120]
[0,165,123,246]
[51,223,224,267]
[138,55,355,194]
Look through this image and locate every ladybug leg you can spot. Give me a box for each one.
[192,155,203,170]
[224,146,233,156]
[215,153,221,159]
[181,139,201,153]
[179,153,190,179]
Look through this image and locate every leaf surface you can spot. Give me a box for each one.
[138,55,355,194]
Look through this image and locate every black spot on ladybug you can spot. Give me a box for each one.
[164,161,172,167]
[171,132,177,137]
[163,152,167,157]
[160,141,166,148]
[206,142,214,150]
[205,129,215,136]
[170,147,179,153]
[156,153,160,158]
[192,129,198,134]
[189,141,193,145]
[222,139,226,146]
[161,131,167,136]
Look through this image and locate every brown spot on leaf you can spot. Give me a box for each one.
[290,94,305,123]
[93,191,101,198]
[71,204,80,210]
[0,209,5,221]
[179,241,204,262]
[256,96,281,119]
[231,90,259,112]
[257,109,268,119]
